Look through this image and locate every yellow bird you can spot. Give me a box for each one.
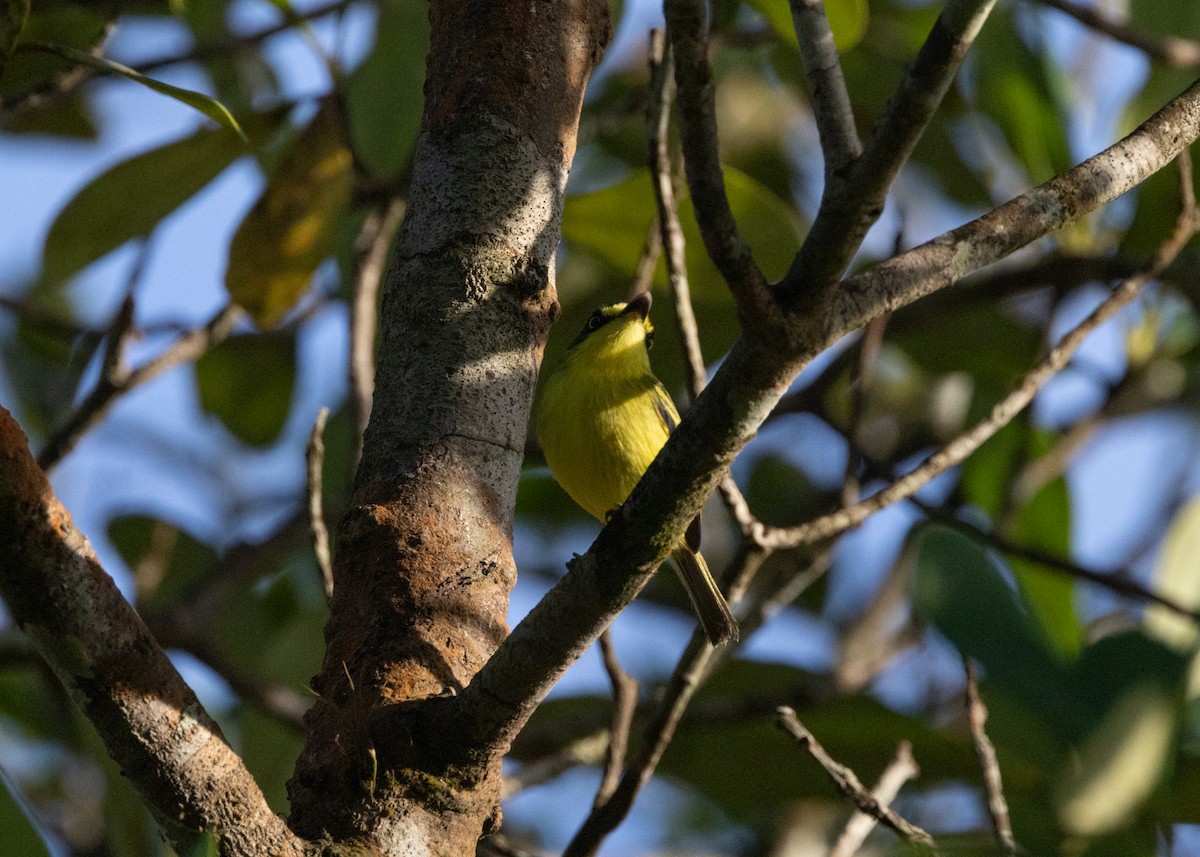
[536,292,738,645]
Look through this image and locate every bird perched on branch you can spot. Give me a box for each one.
[536,291,738,646]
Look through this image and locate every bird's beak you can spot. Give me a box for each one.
[623,292,652,319]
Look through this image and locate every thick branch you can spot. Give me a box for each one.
[0,407,302,856]
[289,0,611,850]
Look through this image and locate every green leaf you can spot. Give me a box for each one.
[195,332,296,446]
[40,121,264,287]
[516,467,591,527]
[960,420,1022,518]
[225,103,354,327]
[562,166,802,289]
[745,0,868,52]
[1145,494,1200,652]
[0,770,53,857]
[343,0,428,179]
[0,5,107,101]
[910,524,1075,728]
[743,454,824,528]
[182,830,219,857]
[894,303,1039,414]
[1009,476,1084,659]
[21,41,244,138]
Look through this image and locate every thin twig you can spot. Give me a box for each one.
[762,154,1198,550]
[842,314,888,506]
[776,707,937,851]
[500,731,610,800]
[594,631,638,809]
[564,634,718,857]
[307,407,335,601]
[350,195,405,463]
[628,217,663,300]
[790,0,861,176]
[663,0,773,321]
[562,546,829,857]
[830,741,922,857]
[963,659,1017,854]
[647,30,707,400]
[37,304,242,471]
[1031,0,1200,68]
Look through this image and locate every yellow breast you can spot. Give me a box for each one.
[536,359,677,522]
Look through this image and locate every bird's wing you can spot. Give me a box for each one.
[652,385,678,434]
[651,381,703,553]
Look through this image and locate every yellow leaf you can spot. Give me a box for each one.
[225,103,353,328]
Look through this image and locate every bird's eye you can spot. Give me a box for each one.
[645,330,655,351]
[586,315,604,331]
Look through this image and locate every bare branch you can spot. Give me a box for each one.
[307,407,335,601]
[776,707,937,851]
[963,659,1017,855]
[37,304,242,471]
[842,314,888,507]
[628,217,663,300]
[647,30,707,400]
[790,0,861,175]
[564,634,717,857]
[1032,0,1200,68]
[830,741,922,857]
[781,0,999,297]
[0,407,302,856]
[759,152,1199,549]
[646,30,764,547]
[594,631,638,809]
[663,0,774,321]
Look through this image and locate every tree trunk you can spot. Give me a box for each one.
[287,1,610,852]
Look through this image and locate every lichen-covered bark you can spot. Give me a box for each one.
[287,0,609,852]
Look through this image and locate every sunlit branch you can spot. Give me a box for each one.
[0,407,302,856]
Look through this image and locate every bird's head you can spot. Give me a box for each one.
[565,292,655,371]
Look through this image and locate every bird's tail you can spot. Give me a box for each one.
[671,547,739,646]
